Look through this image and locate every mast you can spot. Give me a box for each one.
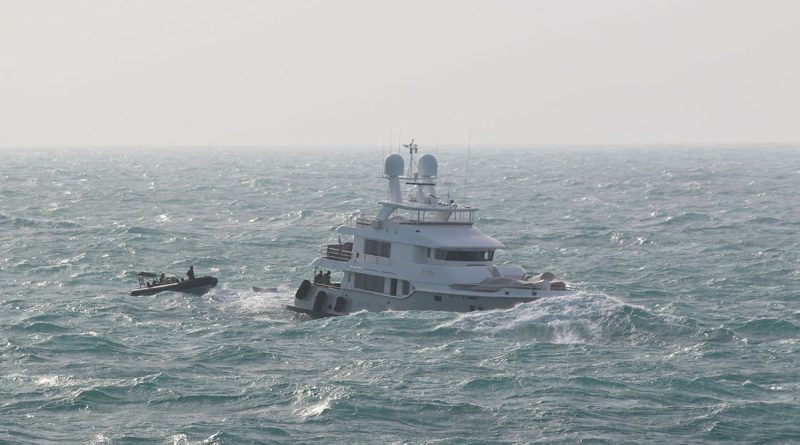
[402,138,418,177]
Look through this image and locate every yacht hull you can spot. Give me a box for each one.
[289,281,575,317]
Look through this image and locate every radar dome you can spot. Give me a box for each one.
[418,154,438,177]
[384,153,405,177]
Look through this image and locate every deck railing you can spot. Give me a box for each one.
[321,243,353,261]
[343,208,477,229]
[342,216,382,229]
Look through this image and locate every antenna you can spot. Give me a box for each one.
[464,130,472,202]
[402,138,418,177]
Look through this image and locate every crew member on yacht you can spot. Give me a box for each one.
[187,265,195,280]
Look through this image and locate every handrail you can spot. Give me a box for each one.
[320,244,352,261]
[342,201,482,228]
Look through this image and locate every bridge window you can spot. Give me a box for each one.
[434,249,495,261]
[364,239,391,257]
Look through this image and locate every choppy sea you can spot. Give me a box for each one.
[1,145,799,444]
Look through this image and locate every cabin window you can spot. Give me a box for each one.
[354,273,385,293]
[390,278,398,296]
[402,280,410,295]
[434,249,495,261]
[364,239,391,257]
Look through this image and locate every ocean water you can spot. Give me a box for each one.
[1,145,799,444]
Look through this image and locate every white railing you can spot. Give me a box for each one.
[344,208,476,228]
[319,244,353,261]
[344,216,382,229]
[356,216,381,228]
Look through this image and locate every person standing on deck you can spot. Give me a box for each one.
[187,265,195,280]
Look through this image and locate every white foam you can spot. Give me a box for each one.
[293,385,349,418]
[89,434,112,445]
[433,291,651,344]
[208,285,294,321]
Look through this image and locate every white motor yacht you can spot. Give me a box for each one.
[288,141,576,316]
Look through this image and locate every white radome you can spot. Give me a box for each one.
[384,153,405,177]
[417,154,438,177]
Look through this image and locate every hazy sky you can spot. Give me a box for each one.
[1,0,798,147]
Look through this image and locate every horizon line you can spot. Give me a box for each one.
[1,141,798,150]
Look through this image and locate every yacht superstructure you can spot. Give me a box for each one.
[288,141,576,316]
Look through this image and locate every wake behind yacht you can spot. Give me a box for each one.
[288,141,576,316]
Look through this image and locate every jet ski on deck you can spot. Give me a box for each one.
[130,270,218,296]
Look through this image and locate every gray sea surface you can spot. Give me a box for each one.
[1,145,799,444]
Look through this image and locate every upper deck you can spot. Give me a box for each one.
[385,202,477,224]
[348,202,477,230]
